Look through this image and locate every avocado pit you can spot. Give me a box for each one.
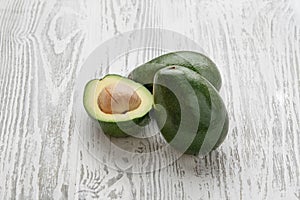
[98,83,141,114]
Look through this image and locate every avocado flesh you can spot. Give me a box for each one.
[153,66,228,155]
[83,74,153,137]
[128,51,222,92]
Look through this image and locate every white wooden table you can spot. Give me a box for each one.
[0,0,300,199]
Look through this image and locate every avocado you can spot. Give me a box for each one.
[128,51,222,92]
[153,66,228,155]
[83,74,153,137]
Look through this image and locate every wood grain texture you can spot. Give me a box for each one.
[0,0,299,199]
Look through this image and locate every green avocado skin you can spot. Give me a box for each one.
[98,114,150,137]
[153,66,228,155]
[128,51,222,91]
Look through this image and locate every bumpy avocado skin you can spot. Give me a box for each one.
[153,66,228,155]
[99,114,150,137]
[128,51,222,91]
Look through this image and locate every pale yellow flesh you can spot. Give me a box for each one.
[84,76,153,122]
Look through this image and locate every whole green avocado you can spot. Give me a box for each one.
[128,51,222,92]
[153,66,228,155]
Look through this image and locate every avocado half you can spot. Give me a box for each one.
[83,74,153,137]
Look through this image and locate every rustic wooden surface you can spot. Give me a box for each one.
[0,0,300,199]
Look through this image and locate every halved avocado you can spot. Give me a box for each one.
[83,74,153,137]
